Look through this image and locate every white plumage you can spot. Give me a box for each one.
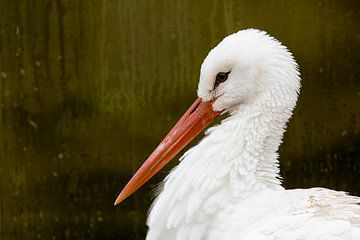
[145,29,360,239]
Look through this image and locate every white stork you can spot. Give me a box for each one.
[114,29,360,239]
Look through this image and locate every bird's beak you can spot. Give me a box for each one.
[114,97,221,205]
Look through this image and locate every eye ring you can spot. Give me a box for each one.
[215,71,230,87]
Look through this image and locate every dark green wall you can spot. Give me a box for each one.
[0,0,359,239]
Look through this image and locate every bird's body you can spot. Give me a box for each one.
[115,29,360,239]
[147,113,360,239]
[149,188,360,239]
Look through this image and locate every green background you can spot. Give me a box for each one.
[1,0,359,239]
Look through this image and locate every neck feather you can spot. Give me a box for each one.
[147,85,298,232]
[178,83,297,196]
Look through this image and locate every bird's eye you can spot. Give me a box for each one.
[214,71,230,88]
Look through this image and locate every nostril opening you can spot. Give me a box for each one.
[189,101,201,114]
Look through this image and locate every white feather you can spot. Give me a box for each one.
[146,29,360,239]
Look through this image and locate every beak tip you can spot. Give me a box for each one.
[114,193,125,206]
[114,194,124,206]
[113,198,121,206]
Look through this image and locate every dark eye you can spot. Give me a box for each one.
[215,71,230,88]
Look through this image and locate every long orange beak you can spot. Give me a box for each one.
[114,98,221,205]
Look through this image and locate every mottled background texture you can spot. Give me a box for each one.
[0,0,359,239]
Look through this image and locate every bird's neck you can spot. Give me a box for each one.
[147,87,298,231]
[181,86,296,197]
[158,86,298,208]
[221,104,287,191]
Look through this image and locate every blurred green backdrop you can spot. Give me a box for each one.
[1,0,359,239]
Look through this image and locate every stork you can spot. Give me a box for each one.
[114,29,360,239]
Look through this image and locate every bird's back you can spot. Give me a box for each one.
[207,188,360,240]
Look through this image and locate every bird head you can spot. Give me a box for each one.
[198,29,300,113]
[114,29,300,205]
